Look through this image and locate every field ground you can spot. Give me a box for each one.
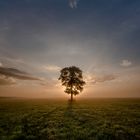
[0,98,140,140]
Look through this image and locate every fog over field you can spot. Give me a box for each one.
[0,98,140,140]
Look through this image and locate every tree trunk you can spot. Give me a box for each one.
[71,93,73,102]
[70,84,73,102]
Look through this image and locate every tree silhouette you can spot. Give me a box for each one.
[58,66,86,101]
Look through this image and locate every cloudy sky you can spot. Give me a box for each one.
[0,0,140,98]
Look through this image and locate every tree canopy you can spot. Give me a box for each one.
[58,66,86,101]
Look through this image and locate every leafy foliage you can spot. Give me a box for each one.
[58,66,86,99]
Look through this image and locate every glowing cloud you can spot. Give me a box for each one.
[43,65,61,72]
[0,74,16,86]
[120,60,132,67]
[0,62,2,67]
[69,0,79,8]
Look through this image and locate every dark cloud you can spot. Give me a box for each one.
[0,67,41,81]
[92,74,117,84]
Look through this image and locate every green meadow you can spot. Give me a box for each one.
[0,98,140,140]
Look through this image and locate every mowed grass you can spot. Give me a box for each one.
[0,98,140,140]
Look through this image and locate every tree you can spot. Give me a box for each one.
[58,66,86,101]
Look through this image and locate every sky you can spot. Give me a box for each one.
[0,0,140,98]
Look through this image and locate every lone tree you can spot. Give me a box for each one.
[58,66,86,101]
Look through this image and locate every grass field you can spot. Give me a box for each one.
[0,98,140,140]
